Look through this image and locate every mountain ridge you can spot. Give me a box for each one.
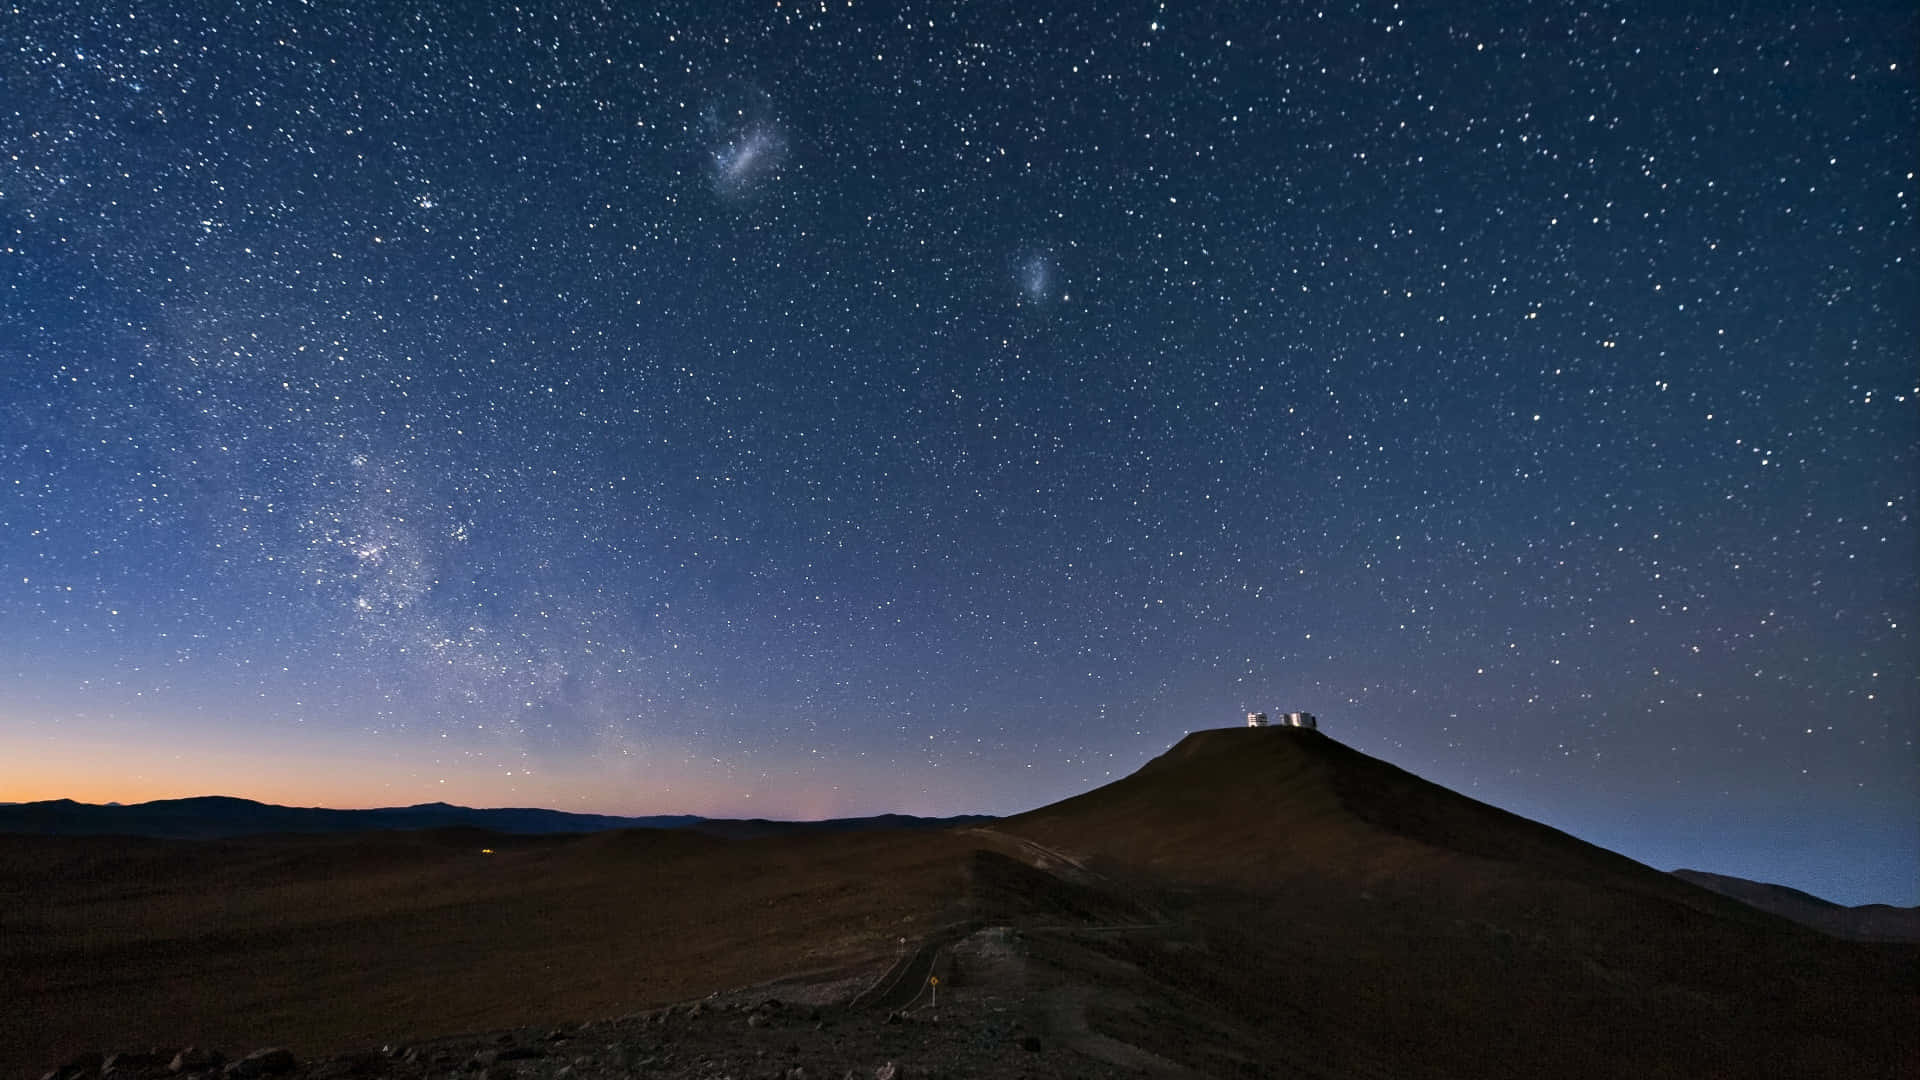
[1672,866,1920,942]
[0,794,992,840]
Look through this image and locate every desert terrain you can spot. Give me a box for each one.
[6,728,1916,1079]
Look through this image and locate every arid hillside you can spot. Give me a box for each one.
[997,727,1919,1078]
[7,728,1916,1079]
[1,825,974,1080]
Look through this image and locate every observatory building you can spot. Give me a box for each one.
[1247,711,1317,730]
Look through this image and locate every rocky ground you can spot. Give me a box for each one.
[34,929,1157,1080]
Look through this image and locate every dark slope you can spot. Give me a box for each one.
[0,825,977,1080]
[996,727,1919,1079]
[1012,727,1750,910]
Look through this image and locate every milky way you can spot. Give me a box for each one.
[1,1,1914,903]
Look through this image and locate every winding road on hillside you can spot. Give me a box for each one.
[964,828,1094,879]
[847,934,948,1013]
[851,828,1139,1015]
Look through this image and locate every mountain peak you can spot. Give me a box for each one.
[1007,725,1758,923]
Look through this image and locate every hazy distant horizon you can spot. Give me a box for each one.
[8,738,1913,909]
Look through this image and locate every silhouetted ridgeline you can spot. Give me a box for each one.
[0,795,992,839]
[1672,867,1920,942]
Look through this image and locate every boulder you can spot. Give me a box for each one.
[469,1046,543,1069]
[223,1048,295,1078]
[104,1054,167,1070]
[169,1049,224,1075]
[42,1052,105,1080]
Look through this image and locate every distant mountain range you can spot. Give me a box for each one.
[0,794,993,840]
[1671,867,1920,942]
[6,794,1910,944]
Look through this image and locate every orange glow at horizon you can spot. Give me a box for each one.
[0,718,935,819]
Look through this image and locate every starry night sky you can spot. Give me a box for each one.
[3,1,1915,905]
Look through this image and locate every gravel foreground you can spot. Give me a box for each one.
[35,931,1154,1080]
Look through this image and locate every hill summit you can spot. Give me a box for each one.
[5,726,1914,1080]
[985,726,1916,1077]
[1009,726,1745,909]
